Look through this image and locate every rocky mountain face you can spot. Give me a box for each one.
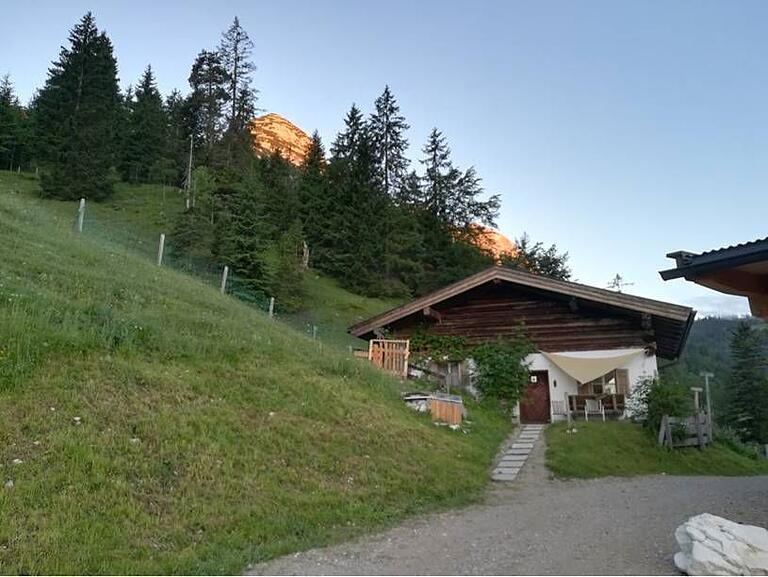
[248,113,516,258]
[249,113,312,166]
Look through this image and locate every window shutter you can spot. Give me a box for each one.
[616,369,629,395]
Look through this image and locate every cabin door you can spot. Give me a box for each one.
[519,370,551,424]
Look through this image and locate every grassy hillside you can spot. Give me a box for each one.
[0,172,511,573]
[0,171,396,349]
[546,422,768,478]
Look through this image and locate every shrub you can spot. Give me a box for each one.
[629,375,690,434]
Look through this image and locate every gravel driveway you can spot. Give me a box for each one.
[249,436,768,575]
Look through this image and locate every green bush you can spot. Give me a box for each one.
[630,375,690,434]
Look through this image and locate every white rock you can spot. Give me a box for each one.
[11,458,22,465]
[674,513,768,575]
[4,479,13,489]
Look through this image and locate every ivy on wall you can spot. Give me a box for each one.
[410,329,535,405]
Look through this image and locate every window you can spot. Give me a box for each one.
[583,369,630,395]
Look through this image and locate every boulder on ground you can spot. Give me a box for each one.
[674,513,768,575]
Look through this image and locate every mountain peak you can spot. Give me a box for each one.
[249,113,312,166]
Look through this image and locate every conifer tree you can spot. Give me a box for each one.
[369,85,410,198]
[0,74,28,171]
[419,128,499,229]
[725,322,768,444]
[186,50,228,162]
[122,65,167,182]
[163,89,189,185]
[298,131,331,268]
[218,17,257,135]
[33,12,120,200]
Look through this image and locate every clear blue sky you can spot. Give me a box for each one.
[3,0,766,316]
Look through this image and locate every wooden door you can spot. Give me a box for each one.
[519,370,551,424]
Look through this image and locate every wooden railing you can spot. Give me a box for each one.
[567,394,625,415]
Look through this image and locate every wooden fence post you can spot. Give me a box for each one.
[220,265,229,294]
[75,198,85,233]
[268,297,275,318]
[156,233,165,266]
[312,325,318,340]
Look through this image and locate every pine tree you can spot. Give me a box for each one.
[122,65,167,182]
[33,12,120,200]
[369,85,410,198]
[186,50,229,162]
[0,74,28,171]
[218,17,258,135]
[419,128,499,229]
[298,131,331,269]
[725,322,768,444]
[163,89,189,186]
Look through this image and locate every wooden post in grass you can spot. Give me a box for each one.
[312,325,318,340]
[565,391,572,428]
[220,265,229,294]
[268,297,275,318]
[156,233,165,266]
[75,198,85,233]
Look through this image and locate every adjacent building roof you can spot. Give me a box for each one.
[660,237,768,281]
[659,237,768,319]
[349,266,696,359]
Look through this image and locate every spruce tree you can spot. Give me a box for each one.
[163,89,189,185]
[0,75,28,171]
[122,65,167,182]
[725,322,768,444]
[298,131,332,269]
[218,17,258,135]
[33,12,120,200]
[186,50,229,162]
[369,85,410,199]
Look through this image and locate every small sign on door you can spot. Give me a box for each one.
[530,375,538,383]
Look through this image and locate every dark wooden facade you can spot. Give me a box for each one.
[389,281,653,353]
[350,267,695,359]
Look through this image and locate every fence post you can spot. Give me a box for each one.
[312,325,318,340]
[220,265,229,294]
[268,297,275,318]
[156,233,165,266]
[75,198,85,233]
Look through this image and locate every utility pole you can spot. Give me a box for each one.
[700,371,714,442]
[184,135,193,210]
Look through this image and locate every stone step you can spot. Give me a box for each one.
[511,443,534,449]
[492,474,518,482]
[506,449,531,456]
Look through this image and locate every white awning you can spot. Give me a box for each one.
[541,349,644,383]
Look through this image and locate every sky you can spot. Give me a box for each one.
[2,0,766,316]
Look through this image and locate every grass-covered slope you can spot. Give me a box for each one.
[546,422,768,478]
[0,174,510,574]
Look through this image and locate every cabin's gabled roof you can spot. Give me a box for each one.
[349,266,696,359]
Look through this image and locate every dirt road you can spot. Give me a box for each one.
[249,439,768,575]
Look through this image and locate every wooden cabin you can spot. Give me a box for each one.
[660,237,768,319]
[349,267,695,424]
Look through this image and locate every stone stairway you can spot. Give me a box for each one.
[491,424,545,482]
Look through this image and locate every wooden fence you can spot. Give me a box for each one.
[368,339,410,379]
[658,412,712,449]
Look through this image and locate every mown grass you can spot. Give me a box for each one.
[545,421,768,478]
[0,173,511,574]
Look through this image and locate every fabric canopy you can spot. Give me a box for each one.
[541,349,644,384]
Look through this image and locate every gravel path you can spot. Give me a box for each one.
[249,436,768,575]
